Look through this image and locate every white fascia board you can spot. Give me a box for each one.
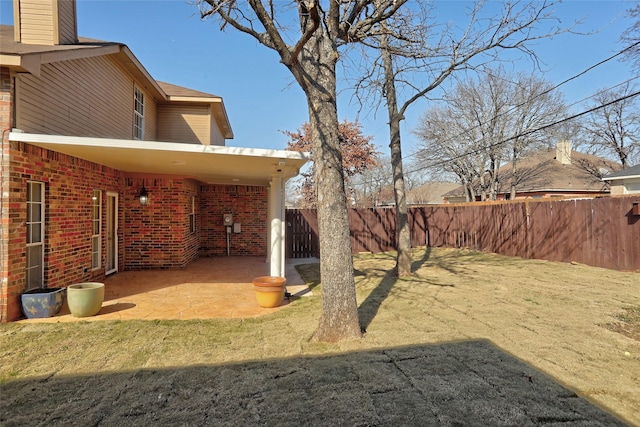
[602,174,640,181]
[8,132,311,161]
[120,46,166,100]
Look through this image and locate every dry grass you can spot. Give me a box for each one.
[1,248,638,424]
[606,306,640,342]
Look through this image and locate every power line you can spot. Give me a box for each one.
[404,89,640,176]
[402,40,640,162]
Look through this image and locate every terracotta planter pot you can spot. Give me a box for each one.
[252,276,286,308]
[20,288,65,319]
[67,282,105,317]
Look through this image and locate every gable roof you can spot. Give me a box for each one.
[157,81,221,99]
[157,81,233,139]
[0,24,233,139]
[0,24,123,74]
[601,164,640,181]
[445,148,622,197]
[408,182,460,204]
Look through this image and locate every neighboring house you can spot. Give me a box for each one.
[0,0,310,322]
[601,164,640,195]
[444,141,621,203]
[407,182,459,205]
[358,182,458,207]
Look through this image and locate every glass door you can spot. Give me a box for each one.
[106,192,118,275]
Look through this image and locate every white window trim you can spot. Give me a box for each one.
[91,190,102,270]
[189,196,196,234]
[26,181,45,290]
[134,87,145,140]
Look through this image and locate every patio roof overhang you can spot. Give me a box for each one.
[8,132,311,185]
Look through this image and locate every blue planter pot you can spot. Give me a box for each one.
[21,288,65,319]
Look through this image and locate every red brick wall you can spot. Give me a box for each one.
[2,142,124,321]
[200,185,268,257]
[0,67,14,322]
[123,177,201,269]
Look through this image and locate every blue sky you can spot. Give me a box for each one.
[0,0,636,155]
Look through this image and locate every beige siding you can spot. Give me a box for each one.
[144,91,157,141]
[56,0,77,44]
[17,0,54,44]
[16,55,159,140]
[209,109,224,146]
[157,105,210,144]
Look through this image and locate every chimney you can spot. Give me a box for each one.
[13,0,78,45]
[556,140,572,165]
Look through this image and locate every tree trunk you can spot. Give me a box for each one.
[381,30,412,277]
[297,33,362,342]
[510,147,518,199]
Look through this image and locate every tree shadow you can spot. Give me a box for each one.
[359,247,457,331]
[358,268,398,332]
[0,340,626,426]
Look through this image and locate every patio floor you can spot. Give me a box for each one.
[19,257,315,323]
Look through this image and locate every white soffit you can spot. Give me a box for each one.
[10,132,311,186]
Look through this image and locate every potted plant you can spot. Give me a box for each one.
[252,276,286,308]
[66,282,104,317]
[20,287,65,319]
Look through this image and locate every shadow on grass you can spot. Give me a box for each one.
[294,264,322,292]
[0,340,625,426]
[359,248,457,330]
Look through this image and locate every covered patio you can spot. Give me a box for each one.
[18,257,315,323]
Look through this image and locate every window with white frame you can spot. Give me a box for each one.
[134,87,145,140]
[26,181,45,290]
[189,196,196,234]
[91,190,102,270]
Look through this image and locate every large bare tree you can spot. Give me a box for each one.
[414,69,569,200]
[582,82,640,168]
[197,1,404,342]
[621,4,640,71]
[347,0,568,275]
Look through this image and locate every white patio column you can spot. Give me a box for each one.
[266,185,272,264]
[269,176,285,278]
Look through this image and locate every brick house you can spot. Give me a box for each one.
[602,164,640,195]
[443,141,621,203]
[0,0,309,322]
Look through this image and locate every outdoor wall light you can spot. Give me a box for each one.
[138,186,149,206]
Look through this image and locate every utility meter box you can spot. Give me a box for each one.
[223,213,233,226]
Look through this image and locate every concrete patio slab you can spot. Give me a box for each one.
[17,257,316,323]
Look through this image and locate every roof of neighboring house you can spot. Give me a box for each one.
[0,24,233,139]
[407,182,459,204]
[444,148,622,197]
[601,164,640,181]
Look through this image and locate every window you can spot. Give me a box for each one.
[26,181,45,290]
[189,196,196,234]
[91,190,102,270]
[134,87,145,140]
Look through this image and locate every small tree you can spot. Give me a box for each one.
[284,120,379,208]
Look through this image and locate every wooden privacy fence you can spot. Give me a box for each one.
[286,195,640,271]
